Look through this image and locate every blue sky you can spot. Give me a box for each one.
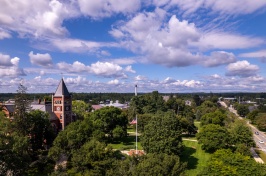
[0,0,266,93]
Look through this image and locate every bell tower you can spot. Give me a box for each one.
[52,79,72,130]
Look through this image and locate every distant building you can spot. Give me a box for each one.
[91,100,128,111]
[0,79,74,132]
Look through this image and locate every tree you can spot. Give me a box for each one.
[141,111,183,155]
[67,139,121,175]
[72,100,90,120]
[247,110,259,123]
[27,110,55,151]
[48,118,94,161]
[0,116,31,175]
[237,104,249,117]
[200,110,227,127]
[133,153,187,176]
[255,115,266,131]
[199,149,266,176]
[90,106,128,139]
[197,124,230,152]
[229,120,254,148]
[14,84,31,135]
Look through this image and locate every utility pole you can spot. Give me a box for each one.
[135,85,138,154]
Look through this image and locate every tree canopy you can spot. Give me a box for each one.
[141,111,183,155]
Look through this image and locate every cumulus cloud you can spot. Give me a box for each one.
[107,79,119,85]
[56,61,132,78]
[78,0,141,18]
[110,9,262,68]
[0,53,13,66]
[135,75,147,81]
[0,54,25,78]
[226,60,259,77]
[29,51,53,67]
[0,0,78,38]
[203,51,236,67]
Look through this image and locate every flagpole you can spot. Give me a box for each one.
[135,85,138,154]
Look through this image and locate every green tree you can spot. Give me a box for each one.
[48,118,94,161]
[255,115,266,131]
[90,106,128,139]
[247,110,259,123]
[197,124,230,152]
[0,116,31,175]
[72,100,90,120]
[67,139,121,175]
[199,149,266,176]
[133,153,187,176]
[237,104,249,117]
[27,110,55,151]
[201,110,227,127]
[14,84,31,135]
[229,120,254,148]
[141,111,183,155]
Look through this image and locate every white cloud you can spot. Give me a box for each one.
[0,53,13,66]
[29,51,53,67]
[239,50,266,58]
[0,29,11,39]
[57,61,89,73]
[226,60,259,77]
[108,58,137,65]
[152,0,266,15]
[111,10,263,68]
[202,51,236,67]
[108,79,119,85]
[196,32,263,50]
[124,66,136,73]
[0,0,78,38]
[135,75,147,81]
[89,61,126,78]
[78,0,141,18]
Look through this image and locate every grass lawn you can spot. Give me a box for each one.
[108,135,143,150]
[255,149,266,163]
[181,140,211,176]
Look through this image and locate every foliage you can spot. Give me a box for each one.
[255,114,266,131]
[27,110,56,151]
[196,100,218,120]
[48,118,94,160]
[199,149,266,176]
[228,120,254,148]
[14,84,31,135]
[90,106,128,139]
[247,109,259,123]
[67,139,122,176]
[141,111,183,155]
[72,100,90,120]
[236,104,249,117]
[133,153,187,176]
[200,110,227,127]
[197,124,230,152]
[0,116,31,175]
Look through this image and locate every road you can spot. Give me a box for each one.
[220,101,265,163]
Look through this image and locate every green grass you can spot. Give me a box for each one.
[181,140,211,176]
[127,127,136,133]
[255,149,266,163]
[108,135,143,150]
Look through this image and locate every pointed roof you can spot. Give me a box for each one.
[54,79,70,96]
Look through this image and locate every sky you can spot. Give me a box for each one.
[0,0,266,93]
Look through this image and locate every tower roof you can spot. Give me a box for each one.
[54,79,70,96]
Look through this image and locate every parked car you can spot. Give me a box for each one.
[255,131,259,135]
[259,140,264,144]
